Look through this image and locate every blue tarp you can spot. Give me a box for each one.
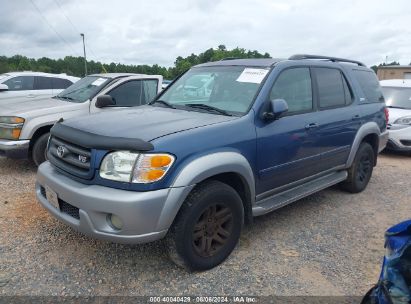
[362,220,411,304]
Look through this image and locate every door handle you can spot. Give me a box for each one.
[352,114,360,120]
[305,123,319,130]
[27,94,35,98]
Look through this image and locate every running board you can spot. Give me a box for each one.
[252,170,348,216]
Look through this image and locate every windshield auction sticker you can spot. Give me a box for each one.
[236,68,269,84]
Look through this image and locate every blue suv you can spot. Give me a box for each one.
[36,55,389,270]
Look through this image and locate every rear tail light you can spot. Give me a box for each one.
[384,107,389,125]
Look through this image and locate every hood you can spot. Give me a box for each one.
[0,97,85,117]
[387,107,411,124]
[60,105,238,142]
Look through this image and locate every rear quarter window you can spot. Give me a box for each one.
[353,70,384,103]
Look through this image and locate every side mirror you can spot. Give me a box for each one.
[95,95,116,108]
[263,99,289,120]
[0,84,9,92]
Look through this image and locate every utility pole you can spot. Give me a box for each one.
[80,33,87,76]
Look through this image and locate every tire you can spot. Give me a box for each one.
[32,133,50,166]
[340,142,375,193]
[166,180,244,271]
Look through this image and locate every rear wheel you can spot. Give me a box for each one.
[166,180,243,271]
[341,142,375,193]
[32,133,50,166]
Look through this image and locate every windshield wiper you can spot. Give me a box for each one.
[184,103,233,116]
[150,100,176,109]
[56,95,75,101]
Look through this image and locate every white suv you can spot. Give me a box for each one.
[381,79,411,152]
[0,72,79,101]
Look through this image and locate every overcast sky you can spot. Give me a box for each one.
[1,0,410,67]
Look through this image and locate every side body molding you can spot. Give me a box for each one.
[346,121,381,168]
[155,152,256,231]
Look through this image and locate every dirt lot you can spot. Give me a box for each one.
[0,152,410,296]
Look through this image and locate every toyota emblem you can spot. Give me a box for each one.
[56,146,66,158]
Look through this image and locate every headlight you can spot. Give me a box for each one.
[394,116,411,125]
[99,151,175,183]
[132,153,175,183]
[0,116,25,124]
[0,116,25,140]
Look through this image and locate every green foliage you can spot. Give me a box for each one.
[0,45,271,80]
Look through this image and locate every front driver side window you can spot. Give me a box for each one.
[108,79,158,107]
[269,68,313,113]
[3,76,34,91]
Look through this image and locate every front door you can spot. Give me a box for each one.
[90,79,159,113]
[256,67,321,195]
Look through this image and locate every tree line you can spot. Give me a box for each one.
[0,45,270,80]
[1,45,407,79]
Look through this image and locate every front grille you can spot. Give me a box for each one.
[40,186,80,220]
[400,140,411,147]
[47,136,92,179]
[59,200,80,220]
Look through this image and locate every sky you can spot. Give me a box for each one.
[0,0,410,67]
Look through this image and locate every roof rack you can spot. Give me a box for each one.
[288,54,366,67]
[219,57,243,61]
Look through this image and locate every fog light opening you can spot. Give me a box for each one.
[107,214,123,230]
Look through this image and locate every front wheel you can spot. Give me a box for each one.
[340,142,375,193]
[166,180,244,271]
[32,133,50,166]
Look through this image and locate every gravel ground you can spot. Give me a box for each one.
[0,152,410,297]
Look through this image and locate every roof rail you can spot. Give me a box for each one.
[219,57,242,61]
[288,54,366,67]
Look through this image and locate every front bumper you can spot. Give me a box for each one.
[36,162,194,244]
[378,130,389,153]
[386,125,411,152]
[0,139,30,159]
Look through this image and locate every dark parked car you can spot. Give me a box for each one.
[36,55,388,270]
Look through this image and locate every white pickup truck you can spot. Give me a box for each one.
[0,73,162,165]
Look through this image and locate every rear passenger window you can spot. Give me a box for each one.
[315,68,351,108]
[353,70,384,102]
[34,76,53,90]
[270,68,313,113]
[52,78,73,89]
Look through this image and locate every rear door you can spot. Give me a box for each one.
[310,67,360,171]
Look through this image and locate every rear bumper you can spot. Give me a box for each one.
[0,139,30,159]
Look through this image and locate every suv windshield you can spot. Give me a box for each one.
[156,66,269,115]
[56,76,110,103]
[382,87,411,109]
